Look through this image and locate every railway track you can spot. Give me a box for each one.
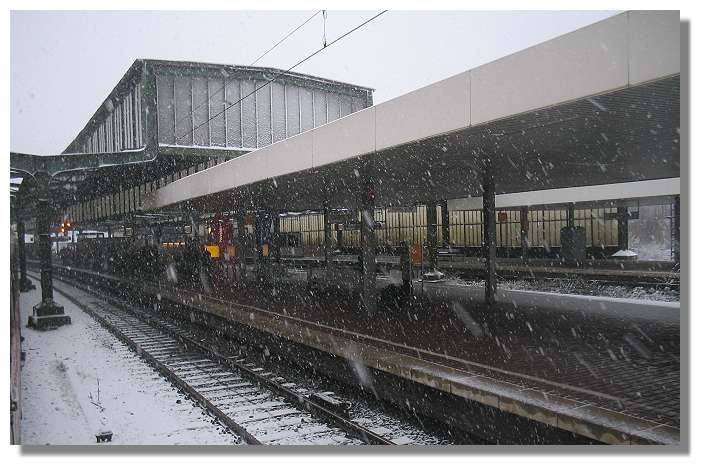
[36,265,679,443]
[48,265,679,428]
[35,271,452,445]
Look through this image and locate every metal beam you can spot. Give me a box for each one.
[10,149,149,178]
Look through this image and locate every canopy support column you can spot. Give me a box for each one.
[359,162,377,315]
[17,215,35,292]
[425,202,438,273]
[28,174,70,330]
[617,206,629,251]
[673,196,680,267]
[235,210,248,283]
[482,162,497,306]
[272,210,281,264]
[440,200,450,247]
[336,224,344,251]
[323,205,332,278]
[520,206,529,262]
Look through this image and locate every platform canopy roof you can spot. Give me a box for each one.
[142,10,681,216]
[9,146,250,218]
[9,55,375,215]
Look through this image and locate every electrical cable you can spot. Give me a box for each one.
[251,10,322,66]
[177,10,387,143]
[174,10,322,130]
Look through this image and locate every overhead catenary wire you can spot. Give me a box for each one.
[174,10,322,131]
[176,10,387,144]
[251,10,323,66]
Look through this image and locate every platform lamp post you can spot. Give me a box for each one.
[482,158,497,306]
[28,172,71,330]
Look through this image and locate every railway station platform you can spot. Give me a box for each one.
[11,9,682,447]
[52,265,681,445]
[18,273,239,445]
[179,281,681,444]
[255,254,680,287]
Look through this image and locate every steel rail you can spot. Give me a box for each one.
[48,264,671,419]
[28,273,262,445]
[42,270,396,446]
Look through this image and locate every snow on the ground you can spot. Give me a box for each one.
[19,279,240,445]
[444,277,680,302]
[610,249,638,258]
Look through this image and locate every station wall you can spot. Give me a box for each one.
[277,203,676,260]
[79,86,143,154]
[155,72,369,149]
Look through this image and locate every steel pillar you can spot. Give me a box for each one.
[16,217,35,292]
[617,206,629,251]
[673,196,680,267]
[482,164,497,305]
[235,212,248,283]
[336,225,344,251]
[359,164,377,315]
[400,241,413,298]
[155,225,162,246]
[440,200,450,247]
[520,206,529,262]
[28,182,71,330]
[567,203,575,228]
[187,208,201,240]
[254,211,271,264]
[271,211,281,263]
[324,206,332,276]
[425,203,438,272]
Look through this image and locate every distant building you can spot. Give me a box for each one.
[62,59,374,225]
[64,59,374,154]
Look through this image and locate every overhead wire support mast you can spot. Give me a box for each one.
[173,10,322,133]
[177,10,387,143]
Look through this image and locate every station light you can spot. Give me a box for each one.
[56,220,73,234]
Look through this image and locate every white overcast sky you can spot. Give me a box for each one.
[11,10,617,155]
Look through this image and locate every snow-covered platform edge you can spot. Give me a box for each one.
[441,285,680,323]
